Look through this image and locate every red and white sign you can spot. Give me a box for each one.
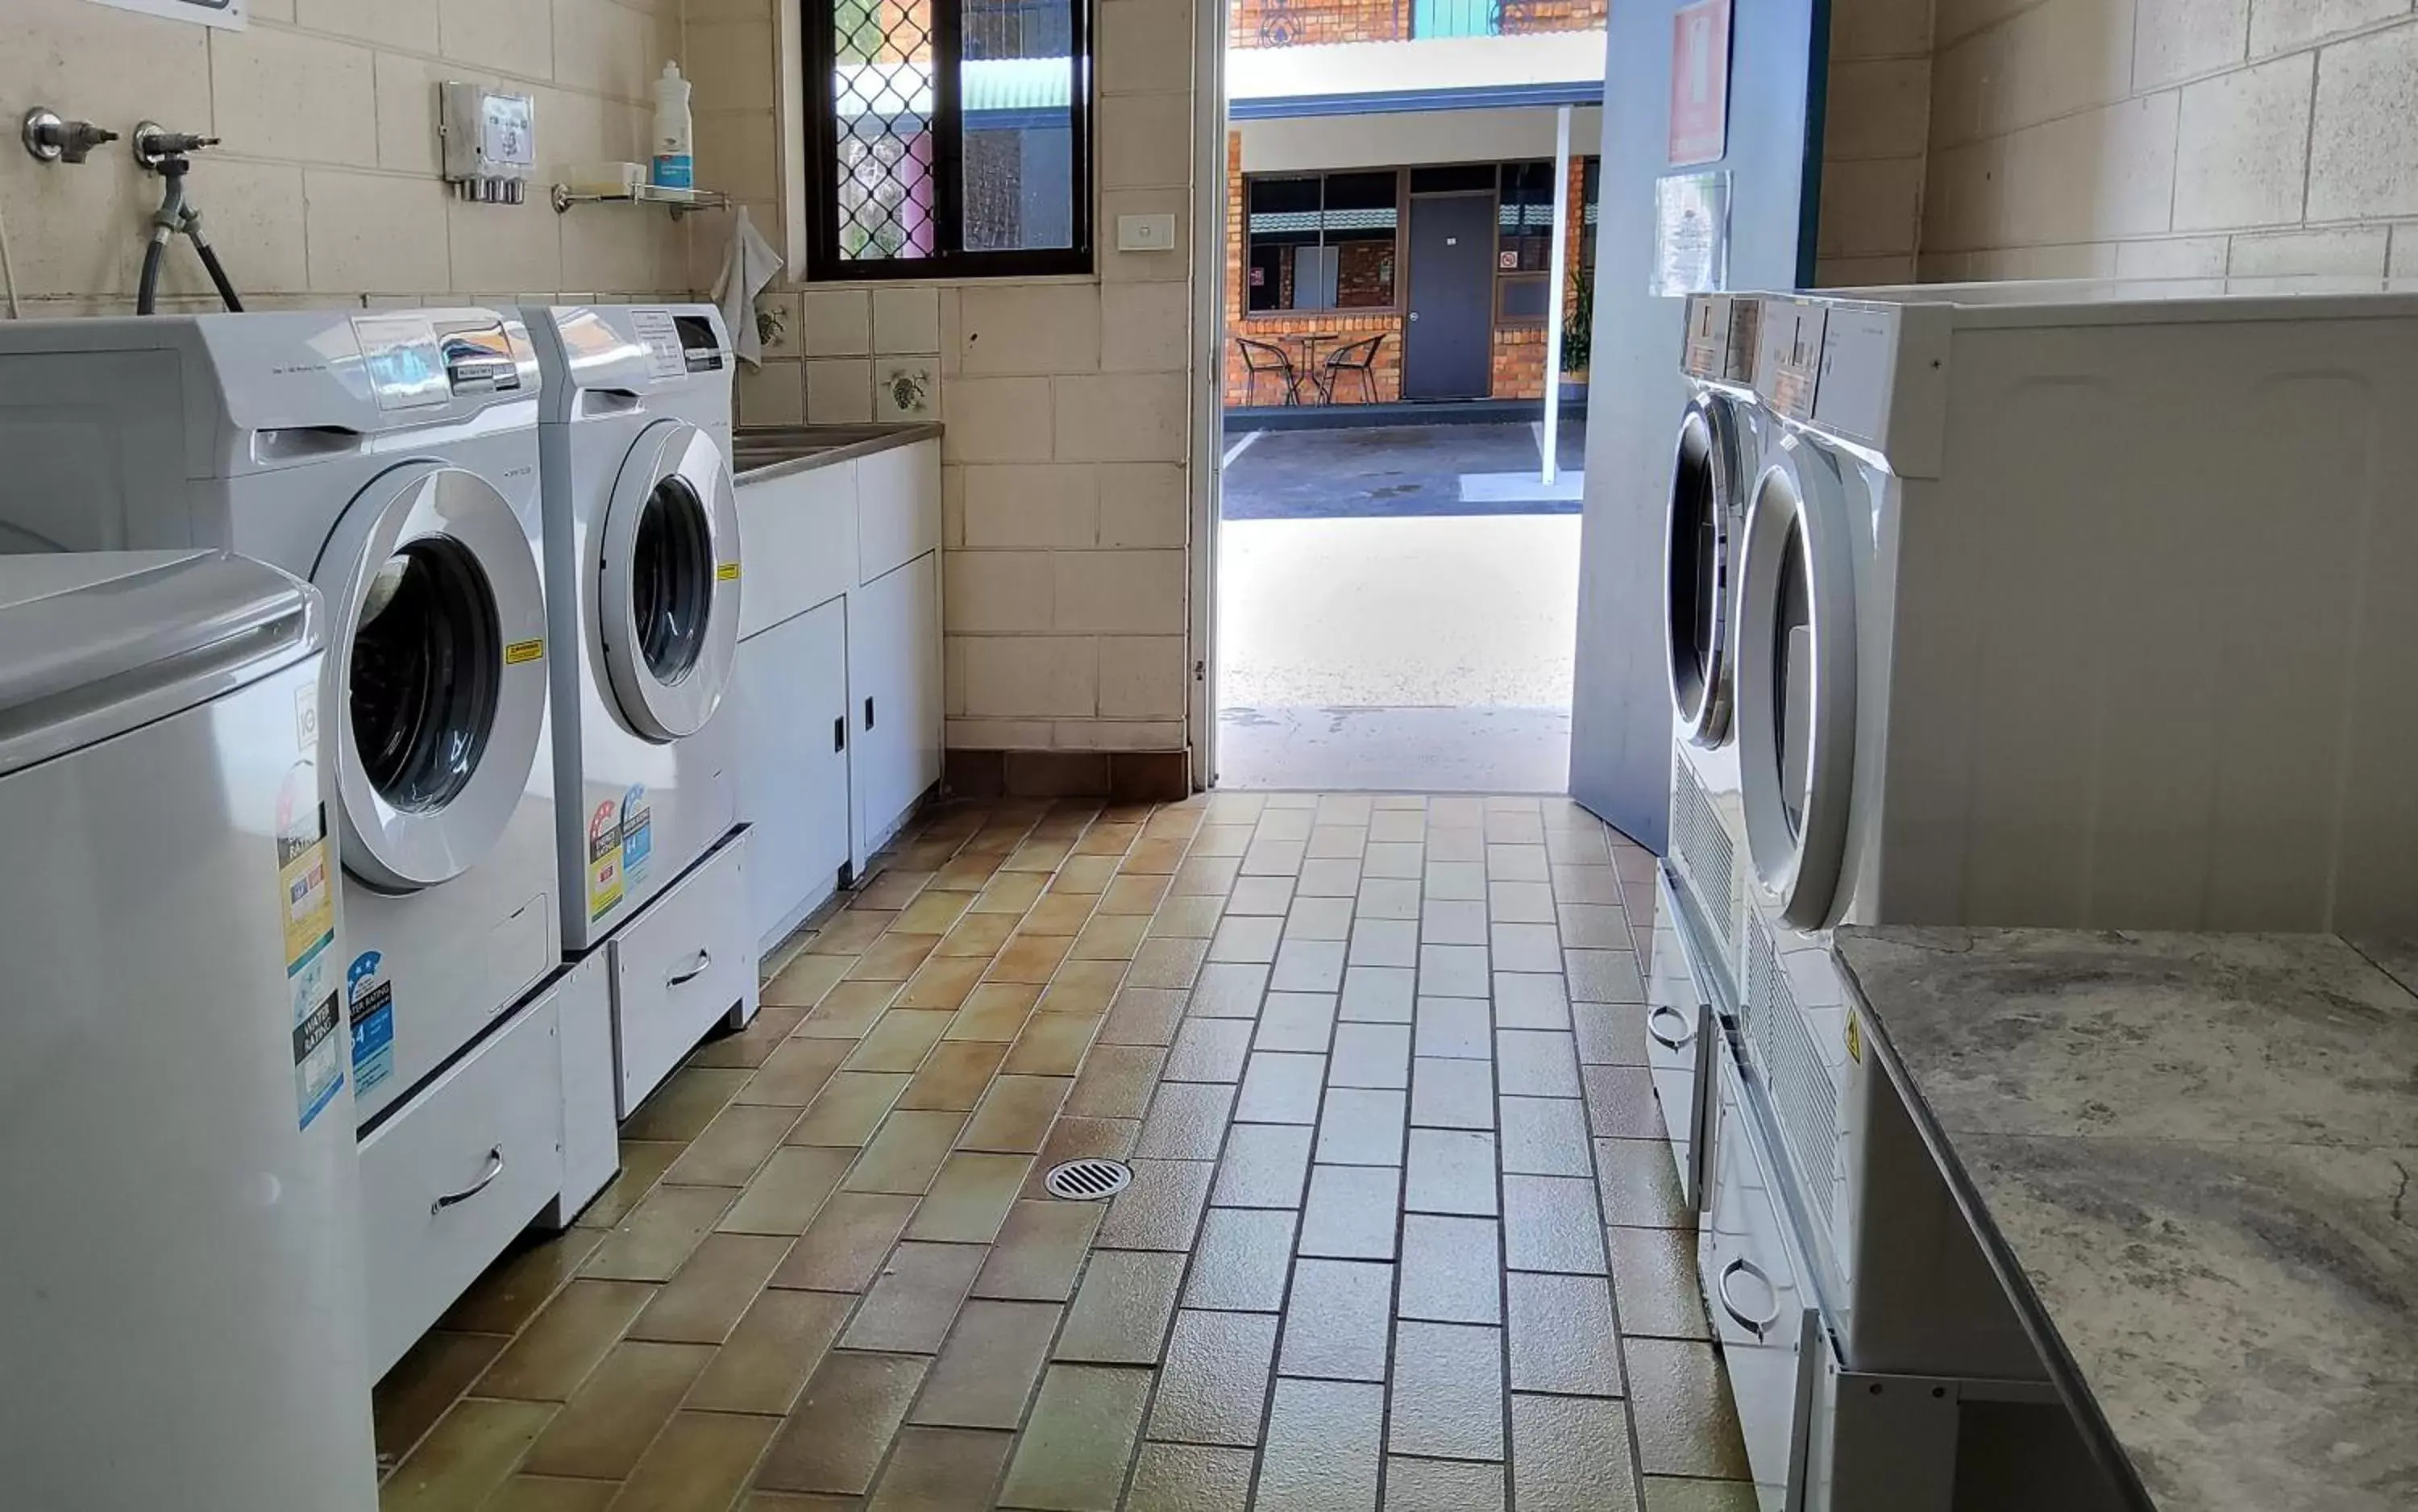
[1668,0,1732,168]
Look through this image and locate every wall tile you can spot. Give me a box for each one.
[1099,92,1195,190]
[947,552,1059,633]
[695,110,783,201]
[959,285,1103,375]
[806,358,875,423]
[440,0,555,77]
[1054,550,1188,633]
[1823,59,1934,160]
[2006,92,2179,242]
[2113,232,2231,274]
[1102,282,1193,372]
[2250,0,2410,56]
[962,465,1101,548]
[2308,25,2418,221]
[2391,222,2418,274]
[555,0,654,99]
[960,637,1101,718]
[301,0,441,49]
[2004,0,2136,131]
[305,169,455,293]
[1054,373,1190,461]
[2226,223,2391,272]
[1832,0,1938,57]
[1097,463,1190,547]
[2173,51,2315,229]
[214,25,381,168]
[1816,158,1927,256]
[1099,0,1196,95]
[875,286,945,354]
[447,200,564,298]
[2134,0,2250,89]
[685,19,780,112]
[737,359,805,426]
[945,377,1057,463]
[1099,636,1190,719]
[5,0,214,148]
[804,288,873,355]
[156,160,310,299]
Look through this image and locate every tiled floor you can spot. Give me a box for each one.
[376,792,1755,1511]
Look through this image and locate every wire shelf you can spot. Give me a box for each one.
[549,182,732,219]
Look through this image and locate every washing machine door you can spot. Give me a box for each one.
[316,463,549,893]
[596,418,742,742]
[1735,433,1856,929]
[1668,391,1744,746]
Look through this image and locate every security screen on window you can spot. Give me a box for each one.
[1246,172,1399,314]
[810,0,1091,278]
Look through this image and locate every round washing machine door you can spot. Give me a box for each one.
[1735,432,1857,930]
[1667,391,1747,746]
[596,418,741,742]
[315,463,549,893]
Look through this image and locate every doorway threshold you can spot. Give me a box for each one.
[1215,704,1571,793]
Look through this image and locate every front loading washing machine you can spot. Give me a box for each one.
[0,311,563,1128]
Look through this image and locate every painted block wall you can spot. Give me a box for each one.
[0,0,694,313]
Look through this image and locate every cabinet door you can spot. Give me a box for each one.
[736,598,851,949]
[904,550,942,798]
[847,553,941,861]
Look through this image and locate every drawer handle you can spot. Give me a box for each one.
[1716,1255,1784,1340]
[432,1148,506,1214]
[1647,1002,1697,1051]
[667,949,713,987]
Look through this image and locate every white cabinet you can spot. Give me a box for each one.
[849,550,942,864]
[736,596,853,949]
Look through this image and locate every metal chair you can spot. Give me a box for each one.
[1321,333,1386,405]
[1236,335,1300,406]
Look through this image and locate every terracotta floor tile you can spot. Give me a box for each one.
[1495,1030,1582,1098]
[628,1232,793,1344]
[1169,1015,1263,1095]
[583,1184,737,1283]
[1036,957,1128,1016]
[1386,1456,1507,1512]
[1498,1096,1593,1178]
[849,932,939,982]
[894,887,974,937]
[906,1152,1034,1244]
[868,1425,1016,1510]
[811,909,894,954]
[1097,872,1169,915]
[1389,1320,1506,1462]
[911,1298,1063,1428]
[770,1190,918,1291]
[962,1074,1075,1153]
[798,979,902,1040]
[1182,1207,1296,1312]
[1607,1225,1711,1340]
[1007,838,1076,872]
[1065,1044,1167,1120]
[1501,1175,1607,1275]
[1595,1137,1690,1229]
[937,911,1023,959]
[611,1410,780,1512]
[1257,1377,1383,1512]
[1021,892,1100,936]
[1398,1213,1502,1324]
[1101,986,1186,1045]
[790,1073,913,1148]
[476,1473,619,1510]
[899,1040,1012,1111]
[519,1339,713,1479]
[1019,1116,1140,1198]
[1329,1023,1411,1090]
[841,1010,957,1074]
[688,1005,808,1068]
[1136,1079,1239,1157]
[1565,949,1645,1004]
[841,1240,988,1352]
[1573,1003,1652,1068]
[1506,1273,1624,1397]
[473,1278,657,1401]
[1056,1248,1188,1364]
[1316,1086,1407,1167]
[1409,1057,1495,1132]
[442,1226,607,1331]
[947,981,1044,1041]
[967,869,1043,911]
[571,1144,682,1234]
[1235,1052,1325,1124]
[1045,854,1118,895]
[1147,895,1227,937]
[1211,1122,1314,1208]
[1003,1011,1102,1076]
[1340,966,1416,1024]
[373,1327,507,1468]
[1095,1157,1215,1252]
[754,1350,930,1495]
[1510,1392,1642,1511]
[1187,962,1270,1019]
[1297,1165,1401,1260]
[990,931,1077,984]
[686,1149,839,1250]
[622,1066,751,1142]
[859,868,938,908]
[686,1288,853,1414]
[975,1199,1104,1302]
[377,1398,557,1512]
[1076,820,1143,855]
[1127,1442,1255,1512]
[1257,991,1339,1053]
[665,1103,804,1187]
[763,952,853,1008]
[739,1493,858,1511]
[1127,933,1212,988]
[896,953,990,1011]
[999,1365,1154,1510]
[739,1039,854,1107]
[1147,1310,1278,1448]
[1071,911,1150,961]
[1582,1065,1665,1140]
[1122,834,1192,874]
[843,1109,968,1194]
[1414,999,1491,1061]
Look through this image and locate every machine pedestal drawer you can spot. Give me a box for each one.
[609,829,758,1115]
[360,991,566,1377]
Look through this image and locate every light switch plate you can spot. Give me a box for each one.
[1116,212,1178,252]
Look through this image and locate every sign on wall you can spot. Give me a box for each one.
[1651,172,1729,296]
[82,0,245,28]
[1667,0,1730,168]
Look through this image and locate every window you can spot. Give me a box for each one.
[1494,157,1602,324]
[806,0,1091,279]
[1244,172,1399,314]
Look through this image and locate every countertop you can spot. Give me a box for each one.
[732,422,942,484]
[1831,926,2418,1512]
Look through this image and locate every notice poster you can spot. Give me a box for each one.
[1651,172,1730,297]
[1668,0,1733,168]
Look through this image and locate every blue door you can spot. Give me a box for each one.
[1413,0,1495,36]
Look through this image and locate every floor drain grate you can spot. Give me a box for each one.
[1043,1158,1132,1201]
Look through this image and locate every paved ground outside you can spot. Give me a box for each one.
[1217,420,1583,793]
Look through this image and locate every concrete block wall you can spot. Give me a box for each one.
[1819,0,1937,283]
[0,0,692,314]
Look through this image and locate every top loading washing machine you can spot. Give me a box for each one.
[0,311,561,1128]
[518,305,742,952]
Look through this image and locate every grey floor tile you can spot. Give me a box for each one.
[1340,966,1416,1024]
[1001,1364,1154,1511]
[1146,1311,1278,1448]
[1243,838,1308,876]
[1404,1128,1499,1215]
[1257,1378,1383,1511]
[1410,1057,1496,1130]
[1256,991,1339,1053]
[1489,925,1564,975]
[1582,1065,1665,1139]
[1227,875,1298,916]
[1355,877,1423,920]
[1212,1122,1315,1208]
[1549,865,1620,904]
[1386,1456,1506,1512]
[912,1298,1062,1429]
[1362,841,1424,878]
[1388,1320,1506,1461]
[1348,918,1419,968]
[1419,943,1490,998]
[1510,1392,1640,1511]
[1397,1213,1502,1324]
[1329,1022,1412,1090]
[1556,903,1631,949]
[1277,1258,1393,1382]
[1425,862,1488,902]
[1163,1019,1255,1085]
[1257,807,1315,841]
[1502,1174,1607,1274]
[1056,1249,1188,1365]
[1316,1086,1409,1166]
[1566,948,1646,1004]
[1485,843,1550,882]
[1506,1273,1624,1396]
[1496,1030,1582,1097]
[1297,1164,1402,1260]
[1426,826,1485,862]
[1271,938,1348,993]
[1490,971,1571,1029]
[1487,882,1555,924]
[1236,1052,1327,1124]
[1184,1207,1298,1312]
[1595,1137,1691,1228]
[1608,1225,1712,1340]
[1096,1159,1215,1252]
[1640,1476,1759,1510]
[1498,1095,1594,1177]
[1575,1002,1653,1067]
[1297,858,1364,897]
[1414,999,1492,1060]
[1129,1442,1256,1512]
[1286,895,1357,941]
[1136,1080,1239,1158]
[1189,962,1272,1020]
[1369,809,1427,843]
[1208,915,1284,965]
[1421,899,1489,946]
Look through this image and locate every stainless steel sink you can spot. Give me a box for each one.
[732,424,901,470]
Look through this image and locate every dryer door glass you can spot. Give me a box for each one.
[351,538,502,812]
[600,419,743,743]
[630,475,714,683]
[1770,517,1813,840]
[1667,396,1738,747]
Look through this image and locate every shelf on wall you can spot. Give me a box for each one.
[550,182,731,219]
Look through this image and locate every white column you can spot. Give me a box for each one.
[1541,103,1573,486]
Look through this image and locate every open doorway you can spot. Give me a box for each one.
[1203,49,1607,790]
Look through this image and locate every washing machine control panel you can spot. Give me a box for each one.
[1681,293,1762,387]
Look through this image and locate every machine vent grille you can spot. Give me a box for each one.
[1670,760,1739,970]
[1746,918,1836,1227]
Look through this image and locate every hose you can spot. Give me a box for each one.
[136,169,185,318]
[189,221,244,312]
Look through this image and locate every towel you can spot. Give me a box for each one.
[712,206,783,366]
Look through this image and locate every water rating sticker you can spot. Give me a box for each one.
[278,763,343,1129]
[588,798,625,921]
[620,784,654,891]
[348,950,397,1096]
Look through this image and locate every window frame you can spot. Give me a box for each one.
[1490,156,1601,328]
[802,0,1095,282]
[1240,168,1407,320]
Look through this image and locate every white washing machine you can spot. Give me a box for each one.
[0,312,563,1128]
[521,304,758,1112]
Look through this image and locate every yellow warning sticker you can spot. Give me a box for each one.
[505,638,546,665]
[1845,1011,1863,1064]
[715,562,742,583]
